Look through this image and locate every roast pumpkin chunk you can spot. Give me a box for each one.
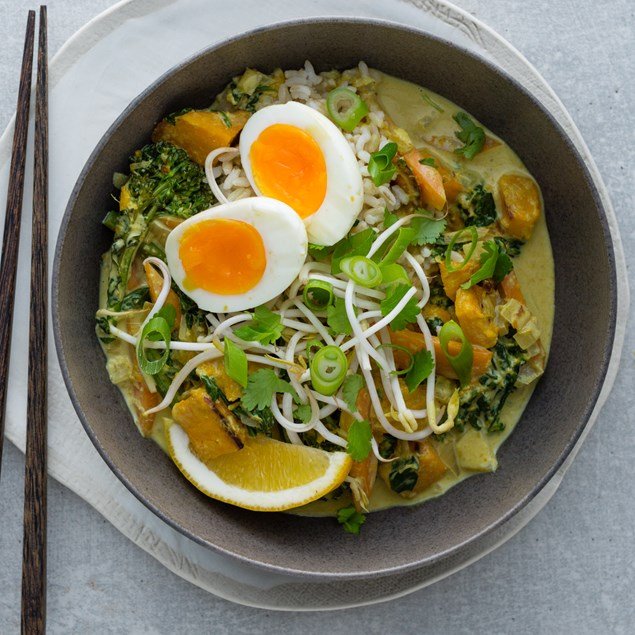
[152,110,251,165]
[172,387,246,463]
[498,173,541,240]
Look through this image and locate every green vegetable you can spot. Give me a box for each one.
[326,87,369,132]
[327,297,355,336]
[461,240,513,289]
[119,286,150,311]
[303,280,334,311]
[346,419,373,461]
[340,255,383,288]
[379,263,410,289]
[310,345,348,396]
[135,305,176,375]
[368,142,398,186]
[383,209,399,228]
[379,284,420,331]
[456,334,526,432]
[453,112,485,160]
[341,374,366,412]
[241,368,298,412]
[376,343,413,376]
[419,157,436,167]
[439,320,473,388]
[458,183,497,228]
[105,142,214,309]
[378,434,397,459]
[330,228,376,275]
[293,404,313,424]
[409,214,446,246]
[234,305,283,345]
[444,225,478,273]
[337,505,366,535]
[388,456,420,493]
[375,228,416,266]
[223,338,248,388]
[405,350,434,392]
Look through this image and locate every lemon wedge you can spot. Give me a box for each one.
[166,422,353,511]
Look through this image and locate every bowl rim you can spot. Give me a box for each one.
[52,15,618,579]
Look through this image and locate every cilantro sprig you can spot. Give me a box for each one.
[234,305,283,346]
[241,369,298,411]
[461,240,513,289]
[346,419,372,461]
[453,112,485,160]
[404,350,434,392]
[380,284,419,331]
[337,504,366,535]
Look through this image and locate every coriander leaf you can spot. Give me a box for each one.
[223,338,248,388]
[418,157,436,167]
[308,242,335,261]
[337,504,366,535]
[347,419,372,461]
[241,369,298,411]
[380,284,420,331]
[234,305,283,345]
[461,240,512,289]
[341,374,365,412]
[409,215,446,246]
[327,297,355,336]
[405,350,434,392]
[453,112,485,160]
[294,404,313,423]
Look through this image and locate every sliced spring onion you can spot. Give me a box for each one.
[376,343,414,376]
[136,312,173,375]
[368,142,397,186]
[439,320,473,387]
[223,337,248,388]
[305,338,324,364]
[379,263,410,288]
[377,227,417,266]
[303,279,334,311]
[340,255,383,288]
[444,225,478,273]
[310,345,349,396]
[326,87,369,132]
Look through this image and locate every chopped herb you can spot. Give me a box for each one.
[380,284,420,331]
[327,297,355,336]
[409,214,446,246]
[389,456,420,493]
[419,157,436,167]
[341,374,366,413]
[241,368,298,412]
[337,504,366,535]
[234,305,283,345]
[368,142,398,186]
[405,350,434,392]
[461,240,513,289]
[347,419,373,461]
[453,112,485,160]
[294,404,313,423]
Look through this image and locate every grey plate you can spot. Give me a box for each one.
[52,18,616,579]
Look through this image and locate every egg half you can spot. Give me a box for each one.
[165,197,308,313]
[239,101,363,246]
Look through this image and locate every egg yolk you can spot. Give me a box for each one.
[179,219,266,295]
[249,123,327,219]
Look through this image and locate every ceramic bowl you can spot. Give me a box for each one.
[53,18,616,578]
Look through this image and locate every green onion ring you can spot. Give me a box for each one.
[310,345,349,396]
[305,338,324,365]
[303,279,334,311]
[326,87,369,132]
[340,255,383,288]
[376,343,414,375]
[439,320,473,387]
[445,225,478,273]
[136,315,171,375]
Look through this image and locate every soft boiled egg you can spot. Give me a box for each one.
[165,197,308,313]
[239,101,363,246]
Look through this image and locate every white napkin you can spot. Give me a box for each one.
[0,0,627,610]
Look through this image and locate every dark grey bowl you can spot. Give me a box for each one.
[53,18,616,579]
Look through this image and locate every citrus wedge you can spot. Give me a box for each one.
[166,422,353,511]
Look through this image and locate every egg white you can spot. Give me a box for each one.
[165,197,308,313]
[239,101,363,246]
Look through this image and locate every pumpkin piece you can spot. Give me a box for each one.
[152,110,251,166]
[130,379,161,436]
[144,261,182,331]
[403,149,447,210]
[412,439,448,493]
[454,286,499,348]
[172,387,246,463]
[438,259,481,301]
[498,173,541,240]
[389,328,493,382]
[421,303,452,326]
[196,358,244,403]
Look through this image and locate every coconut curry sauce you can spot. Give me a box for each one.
[97,64,554,519]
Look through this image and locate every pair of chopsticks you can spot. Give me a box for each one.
[0,7,48,635]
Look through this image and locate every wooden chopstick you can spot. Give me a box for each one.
[0,11,36,479]
[21,6,48,635]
